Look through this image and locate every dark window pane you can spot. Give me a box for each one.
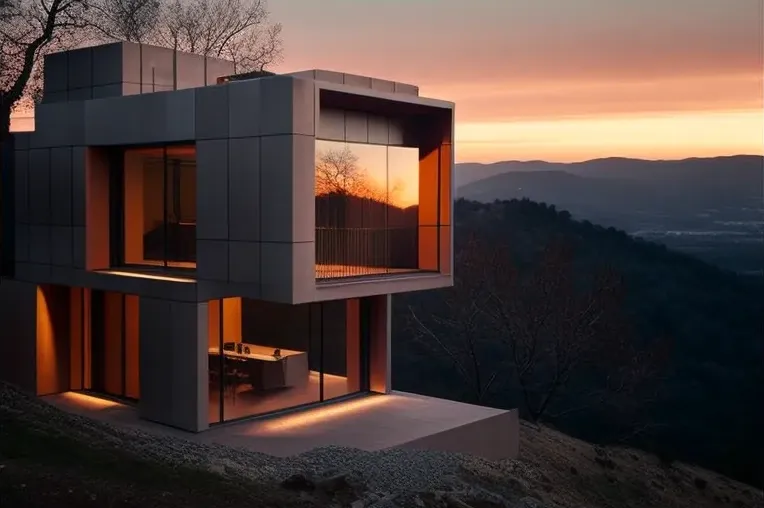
[121,145,196,269]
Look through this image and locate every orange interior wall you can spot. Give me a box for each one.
[123,151,145,264]
[86,148,110,269]
[418,147,440,271]
[36,285,71,396]
[124,295,140,399]
[223,297,242,343]
[103,292,123,396]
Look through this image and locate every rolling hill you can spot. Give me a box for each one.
[455,156,764,273]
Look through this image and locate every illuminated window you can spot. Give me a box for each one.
[120,145,197,270]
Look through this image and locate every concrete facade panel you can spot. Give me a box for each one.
[196,139,229,240]
[71,147,86,227]
[91,43,124,86]
[175,51,206,89]
[259,135,294,243]
[67,47,93,90]
[32,101,85,148]
[43,51,68,93]
[72,226,85,269]
[139,297,172,425]
[27,149,50,224]
[28,225,50,264]
[14,223,29,263]
[0,279,38,393]
[345,111,369,143]
[228,241,261,285]
[259,241,293,303]
[228,78,261,138]
[13,149,28,223]
[50,226,73,266]
[163,88,196,141]
[314,70,344,85]
[140,45,174,88]
[371,78,395,93]
[195,84,229,140]
[228,137,260,242]
[92,83,124,99]
[67,87,93,101]
[291,134,315,243]
[368,114,389,144]
[197,240,229,281]
[388,118,405,146]
[205,57,235,86]
[317,108,344,140]
[343,74,372,89]
[291,77,316,137]
[49,147,72,226]
[260,76,296,136]
[170,301,206,431]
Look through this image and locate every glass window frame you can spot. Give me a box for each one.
[207,298,370,426]
[314,138,449,280]
[110,143,197,273]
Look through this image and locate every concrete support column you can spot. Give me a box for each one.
[368,293,391,394]
[0,279,38,393]
[139,298,208,432]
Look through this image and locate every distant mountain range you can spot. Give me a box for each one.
[456,155,764,274]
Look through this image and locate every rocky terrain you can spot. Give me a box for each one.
[0,382,761,508]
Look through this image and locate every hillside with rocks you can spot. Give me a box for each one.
[0,382,761,508]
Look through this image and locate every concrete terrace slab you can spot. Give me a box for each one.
[43,391,519,460]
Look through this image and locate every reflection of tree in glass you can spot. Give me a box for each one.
[315,146,401,205]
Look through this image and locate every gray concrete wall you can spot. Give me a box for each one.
[0,279,38,393]
[42,42,234,103]
[286,70,419,96]
[139,297,208,432]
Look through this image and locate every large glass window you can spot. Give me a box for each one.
[68,288,140,400]
[207,297,366,424]
[314,139,447,279]
[122,145,197,269]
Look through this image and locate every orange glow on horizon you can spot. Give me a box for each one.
[454,109,764,163]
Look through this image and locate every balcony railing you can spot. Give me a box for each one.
[315,226,423,280]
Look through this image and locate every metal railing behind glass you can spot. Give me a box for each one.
[315,226,422,279]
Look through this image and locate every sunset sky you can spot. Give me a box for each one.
[270,0,764,163]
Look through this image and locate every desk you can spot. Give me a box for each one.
[208,343,309,390]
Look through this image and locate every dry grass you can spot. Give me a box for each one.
[477,421,763,508]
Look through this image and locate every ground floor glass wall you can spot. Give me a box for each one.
[208,298,367,424]
[68,288,140,400]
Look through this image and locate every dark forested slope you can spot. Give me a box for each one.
[392,198,764,487]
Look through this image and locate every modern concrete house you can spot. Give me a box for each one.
[0,42,518,458]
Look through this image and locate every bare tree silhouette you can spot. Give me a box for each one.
[0,0,282,138]
[409,233,670,423]
[315,145,406,206]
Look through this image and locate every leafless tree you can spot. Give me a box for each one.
[315,145,394,204]
[410,233,669,423]
[408,234,504,404]
[90,0,159,43]
[0,0,282,138]
[0,0,89,139]
[149,0,281,72]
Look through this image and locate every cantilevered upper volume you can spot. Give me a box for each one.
[0,42,515,462]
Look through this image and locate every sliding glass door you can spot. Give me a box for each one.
[88,290,140,400]
[208,298,369,424]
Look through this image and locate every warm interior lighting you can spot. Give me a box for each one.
[256,395,391,432]
[101,270,195,283]
[58,391,122,410]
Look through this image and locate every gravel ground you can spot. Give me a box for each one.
[0,383,531,507]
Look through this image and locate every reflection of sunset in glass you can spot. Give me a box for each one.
[314,140,420,209]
